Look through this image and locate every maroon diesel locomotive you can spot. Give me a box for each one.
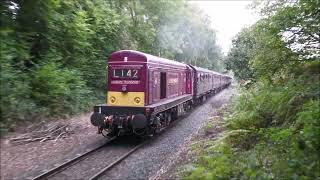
[90,50,231,137]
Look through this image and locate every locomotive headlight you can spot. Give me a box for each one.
[110,96,116,103]
[134,97,141,104]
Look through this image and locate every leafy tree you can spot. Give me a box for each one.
[254,0,320,59]
[227,0,319,82]
[225,27,255,80]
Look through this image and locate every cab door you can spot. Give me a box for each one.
[152,71,160,103]
[186,70,192,94]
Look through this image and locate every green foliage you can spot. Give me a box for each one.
[1,0,224,130]
[226,0,319,82]
[295,100,320,151]
[182,0,320,179]
[183,72,319,179]
[31,63,91,115]
[228,79,311,130]
[225,27,255,80]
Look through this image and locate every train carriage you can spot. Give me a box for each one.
[188,65,224,103]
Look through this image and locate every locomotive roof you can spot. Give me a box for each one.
[109,50,188,68]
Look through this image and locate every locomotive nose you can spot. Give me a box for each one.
[90,113,105,126]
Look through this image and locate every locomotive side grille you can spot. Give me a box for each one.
[107,91,145,107]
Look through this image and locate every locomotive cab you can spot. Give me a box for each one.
[107,61,146,107]
[91,51,149,136]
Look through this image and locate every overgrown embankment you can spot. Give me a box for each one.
[180,0,320,179]
[181,66,319,179]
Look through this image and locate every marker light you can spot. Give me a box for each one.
[110,96,116,103]
[134,97,141,104]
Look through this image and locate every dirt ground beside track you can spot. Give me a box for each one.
[0,112,107,180]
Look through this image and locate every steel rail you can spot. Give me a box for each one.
[32,136,116,180]
[89,140,149,180]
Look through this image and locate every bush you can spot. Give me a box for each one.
[0,32,36,128]
[31,63,92,115]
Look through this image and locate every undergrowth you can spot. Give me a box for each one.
[181,66,320,179]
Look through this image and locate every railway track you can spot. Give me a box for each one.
[31,110,190,180]
[32,136,148,180]
[89,141,149,180]
[87,113,191,180]
[32,137,116,180]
